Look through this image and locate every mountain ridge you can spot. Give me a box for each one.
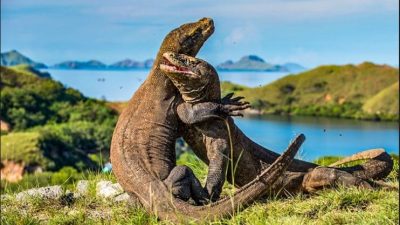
[1,50,47,69]
[1,50,306,72]
[217,55,306,72]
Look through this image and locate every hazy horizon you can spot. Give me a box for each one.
[1,0,399,68]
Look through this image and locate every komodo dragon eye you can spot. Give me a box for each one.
[184,58,191,65]
[179,29,202,48]
[190,29,202,41]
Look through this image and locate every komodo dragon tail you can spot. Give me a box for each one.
[118,134,305,224]
[328,148,393,180]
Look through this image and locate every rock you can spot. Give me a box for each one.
[76,180,89,196]
[60,191,75,206]
[16,185,63,201]
[113,193,141,206]
[96,180,124,198]
[113,193,130,202]
[88,209,111,220]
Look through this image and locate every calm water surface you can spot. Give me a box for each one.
[235,115,398,161]
[44,69,399,160]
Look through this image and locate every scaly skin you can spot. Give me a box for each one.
[110,18,306,223]
[160,52,393,195]
[160,52,250,200]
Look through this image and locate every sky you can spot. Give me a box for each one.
[1,0,399,68]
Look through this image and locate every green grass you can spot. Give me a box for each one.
[220,81,249,98]
[1,174,398,225]
[2,152,398,224]
[1,167,88,194]
[0,132,49,166]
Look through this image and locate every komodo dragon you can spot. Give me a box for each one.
[110,18,306,223]
[168,47,393,193]
[160,52,377,198]
[177,56,393,193]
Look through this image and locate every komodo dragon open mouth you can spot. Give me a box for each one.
[160,53,197,76]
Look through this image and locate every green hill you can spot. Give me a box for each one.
[0,66,118,171]
[362,82,399,117]
[1,50,47,69]
[224,62,399,120]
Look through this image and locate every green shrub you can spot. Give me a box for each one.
[50,166,80,186]
[33,121,114,171]
[1,121,114,172]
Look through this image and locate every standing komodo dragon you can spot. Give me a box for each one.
[110,18,306,223]
[178,55,393,193]
[160,52,378,199]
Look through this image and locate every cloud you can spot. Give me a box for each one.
[4,0,397,26]
[199,0,398,22]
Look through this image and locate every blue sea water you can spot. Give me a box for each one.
[234,115,398,161]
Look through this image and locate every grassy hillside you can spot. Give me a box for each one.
[0,66,118,173]
[1,132,48,167]
[224,62,399,120]
[1,66,118,130]
[362,81,399,117]
[9,64,51,78]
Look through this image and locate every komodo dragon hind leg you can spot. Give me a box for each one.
[302,166,372,193]
[164,165,210,205]
[328,148,394,180]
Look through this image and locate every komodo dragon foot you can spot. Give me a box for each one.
[164,165,210,205]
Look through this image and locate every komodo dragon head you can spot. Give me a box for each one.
[160,52,220,103]
[156,18,214,63]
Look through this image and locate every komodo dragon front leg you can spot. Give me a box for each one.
[165,102,249,203]
[177,101,250,201]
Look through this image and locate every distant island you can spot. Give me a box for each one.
[53,60,107,70]
[54,59,155,70]
[0,50,155,70]
[1,50,306,72]
[1,50,47,69]
[108,58,154,69]
[217,55,306,72]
